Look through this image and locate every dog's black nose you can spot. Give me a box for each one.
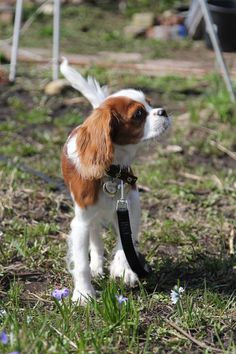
[157,109,168,118]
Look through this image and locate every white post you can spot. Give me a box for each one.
[199,0,236,103]
[52,0,61,80]
[9,0,23,82]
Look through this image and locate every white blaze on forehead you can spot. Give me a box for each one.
[109,89,152,112]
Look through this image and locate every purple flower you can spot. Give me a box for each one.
[52,288,70,300]
[115,294,128,305]
[61,288,70,297]
[9,352,20,354]
[0,330,8,344]
[52,289,62,300]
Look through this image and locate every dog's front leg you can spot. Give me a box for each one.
[67,216,95,304]
[89,222,104,277]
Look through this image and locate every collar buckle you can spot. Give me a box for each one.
[105,164,137,185]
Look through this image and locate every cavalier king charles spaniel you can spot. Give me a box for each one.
[60,59,171,304]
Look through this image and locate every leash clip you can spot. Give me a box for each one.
[116,180,128,211]
[116,199,128,211]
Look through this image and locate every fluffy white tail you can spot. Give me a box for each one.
[60,58,109,108]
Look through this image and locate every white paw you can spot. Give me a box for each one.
[110,250,139,287]
[90,259,104,278]
[90,265,104,278]
[72,286,96,305]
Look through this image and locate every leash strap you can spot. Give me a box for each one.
[116,181,152,278]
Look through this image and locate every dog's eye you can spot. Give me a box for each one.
[133,108,146,121]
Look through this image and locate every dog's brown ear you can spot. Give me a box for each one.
[76,107,114,179]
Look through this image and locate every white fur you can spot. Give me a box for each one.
[67,134,81,170]
[62,61,171,304]
[60,58,109,108]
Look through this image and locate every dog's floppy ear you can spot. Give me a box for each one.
[76,107,114,179]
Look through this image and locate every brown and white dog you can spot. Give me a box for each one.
[60,59,171,304]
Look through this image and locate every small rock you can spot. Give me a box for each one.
[41,3,54,15]
[44,79,69,95]
[164,145,183,154]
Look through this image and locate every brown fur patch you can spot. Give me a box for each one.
[61,146,101,208]
[104,97,147,145]
[75,107,114,179]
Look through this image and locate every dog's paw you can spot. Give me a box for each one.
[110,250,139,287]
[72,286,96,305]
[90,259,104,278]
[90,266,104,278]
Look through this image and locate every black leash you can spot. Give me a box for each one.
[115,178,153,279]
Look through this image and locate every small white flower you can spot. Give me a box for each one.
[0,309,6,317]
[26,315,33,324]
[170,285,185,304]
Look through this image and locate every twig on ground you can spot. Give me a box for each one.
[229,228,235,255]
[210,140,236,160]
[164,319,223,353]
[211,175,224,190]
[27,291,53,304]
[50,325,78,350]
[179,172,204,181]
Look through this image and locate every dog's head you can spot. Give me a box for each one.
[67,90,171,180]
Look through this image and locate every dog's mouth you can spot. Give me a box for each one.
[142,115,172,142]
[161,115,172,134]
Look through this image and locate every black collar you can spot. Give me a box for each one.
[105,164,137,185]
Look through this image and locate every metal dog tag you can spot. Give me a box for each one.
[103,180,118,196]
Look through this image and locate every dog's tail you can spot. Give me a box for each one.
[60,58,109,108]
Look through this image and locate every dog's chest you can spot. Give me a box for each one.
[95,183,131,221]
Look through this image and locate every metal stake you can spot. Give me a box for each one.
[9,0,23,82]
[52,0,61,80]
[199,0,236,103]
